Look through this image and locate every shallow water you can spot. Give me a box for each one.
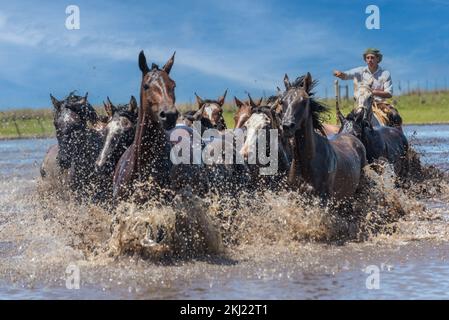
[0,125,449,300]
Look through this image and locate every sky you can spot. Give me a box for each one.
[0,0,448,109]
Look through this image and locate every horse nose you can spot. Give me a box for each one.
[282,122,295,133]
[160,110,179,130]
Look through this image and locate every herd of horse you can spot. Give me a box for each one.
[40,51,409,210]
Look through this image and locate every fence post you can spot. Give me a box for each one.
[334,80,340,125]
[12,114,21,138]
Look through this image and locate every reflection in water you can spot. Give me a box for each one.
[0,125,449,299]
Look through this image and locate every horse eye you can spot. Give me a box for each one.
[143,84,149,90]
[121,118,131,127]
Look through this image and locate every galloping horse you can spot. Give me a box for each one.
[281,73,367,200]
[47,92,107,200]
[113,51,178,202]
[95,96,138,173]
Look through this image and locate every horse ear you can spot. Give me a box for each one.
[163,51,176,74]
[138,50,150,74]
[257,97,263,107]
[303,72,312,92]
[104,97,115,117]
[129,96,138,113]
[248,94,257,108]
[234,97,244,109]
[50,94,61,110]
[276,86,282,95]
[194,93,204,108]
[284,74,291,90]
[78,92,88,105]
[217,89,227,106]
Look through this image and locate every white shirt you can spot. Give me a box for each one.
[343,65,393,102]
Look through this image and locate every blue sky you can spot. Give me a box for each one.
[0,0,448,109]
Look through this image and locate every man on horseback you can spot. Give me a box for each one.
[333,48,402,128]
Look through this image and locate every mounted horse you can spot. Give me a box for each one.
[281,73,367,200]
[337,100,409,178]
[353,79,403,129]
[113,51,177,202]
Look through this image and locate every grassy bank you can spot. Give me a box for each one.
[1,90,448,139]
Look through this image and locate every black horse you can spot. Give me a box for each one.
[337,107,409,177]
[50,92,107,201]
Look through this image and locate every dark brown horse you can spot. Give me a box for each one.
[113,51,178,202]
[281,73,367,200]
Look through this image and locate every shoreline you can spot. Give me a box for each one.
[1,122,449,141]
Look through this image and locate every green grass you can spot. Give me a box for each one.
[1,91,448,138]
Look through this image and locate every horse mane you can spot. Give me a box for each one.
[200,99,221,106]
[252,105,273,115]
[266,95,279,104]
[61,91,98,123]
[291,75,330,134]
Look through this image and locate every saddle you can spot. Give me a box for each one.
[372,101,403,128]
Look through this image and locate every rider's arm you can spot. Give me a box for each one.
[372,71,393,99]
[334,67,363,81]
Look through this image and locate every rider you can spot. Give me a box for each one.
[333,48,402,128]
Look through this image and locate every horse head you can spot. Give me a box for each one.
[138,51,178,130]
[233,94,262,129]
[194,90,227,131]
[240,105,276,159]
[354,78,374,120]
[95,96,138,172]
[51,92,97,169]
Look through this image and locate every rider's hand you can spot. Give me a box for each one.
[333,70,345,79]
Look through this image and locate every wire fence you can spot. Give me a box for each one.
[1,83,448,138]
[321,78,449,102]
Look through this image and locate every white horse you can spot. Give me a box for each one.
[353,78,389,127]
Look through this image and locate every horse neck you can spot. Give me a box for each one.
[134,92,168,175]
[290,108,317,181]
[72,127,100,171]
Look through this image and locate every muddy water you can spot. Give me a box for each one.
[0,125,449,300]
